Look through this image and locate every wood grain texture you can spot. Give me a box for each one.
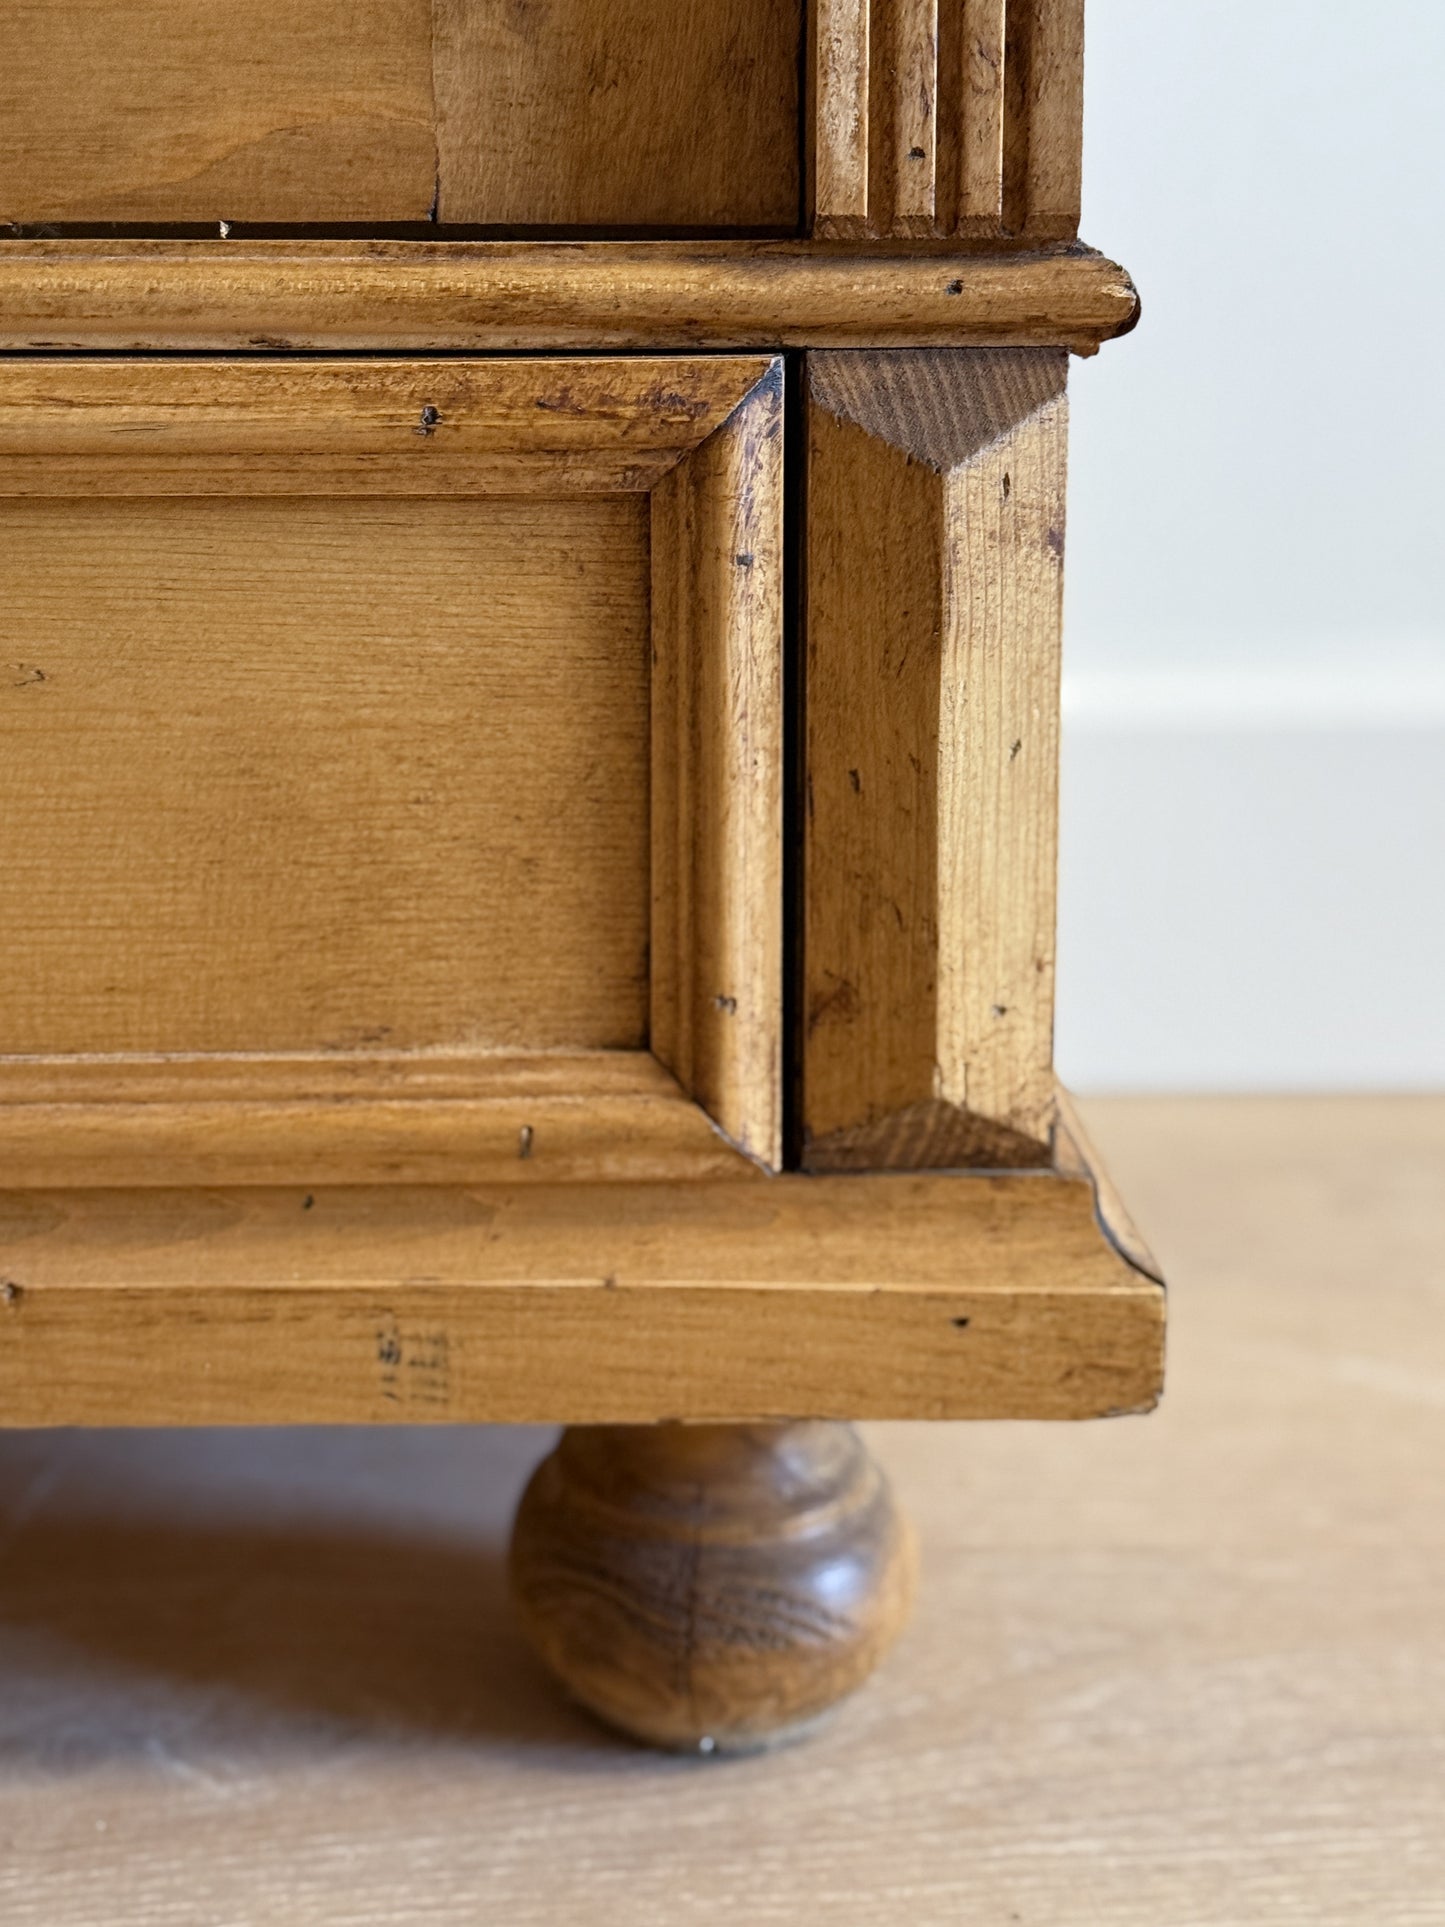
[958,0,1008,229]
[0,1098,1437,1923]
[511,1422,915,1751]
[1002,0,1085,240]
[0,356,776,496]
[874,0,941,236]
[0,355,783,1182]
[652,365,784,1169]
[803,347,1068,1169]
[0,0,437,223]
[0,241,1141,354]
[434,0,800,228]
[809,0,1084,239]
[0,493,650,1058]
[811,0,872,227]
[0,1171,1165,1425]
[0,1054,756,1189]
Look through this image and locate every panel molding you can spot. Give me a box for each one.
[0,1052,754,1189]
[803,346,1068,1170]
[0,358,775,497]
[0,356,785,1181]
[651,365,785,1170]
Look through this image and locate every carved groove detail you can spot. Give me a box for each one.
[811,0,1083,241]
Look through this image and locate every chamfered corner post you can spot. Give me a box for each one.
[508,1420,917,1752]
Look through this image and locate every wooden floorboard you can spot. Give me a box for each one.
[0,1096,1441,1924]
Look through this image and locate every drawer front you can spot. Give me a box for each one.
[0,344,1070,1190]
[0,356,783,1182]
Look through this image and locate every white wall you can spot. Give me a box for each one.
[1056,0,1445,1090]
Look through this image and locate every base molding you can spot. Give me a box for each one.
[0,1160,1164,1426]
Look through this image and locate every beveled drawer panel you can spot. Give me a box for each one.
[0,356,784,1182]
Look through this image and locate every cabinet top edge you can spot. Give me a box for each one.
[0,242,1138,356]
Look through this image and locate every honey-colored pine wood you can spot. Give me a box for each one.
[1002,0,1085,241]
[808,0,1084,239]
[651,366,784,1169]
[811,0,872,230]
[0,1054,757,1191]
[0,1169,1164,1426]
[0,0,437,224]
[0,242,1139,355]
[875,0,941,237]
[0,356,783,1182]
[0,356,771,495]
[1,493,651,1055]
[0,0,1087,239]
[958,0,1009,231]
[0,0,1155,1768]
[433,0,800,229]
[803,347,1067,1169]
[0,0,1086,240]
[511,1422,916,1751]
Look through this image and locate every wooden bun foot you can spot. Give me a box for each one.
[509,1421,916,1753]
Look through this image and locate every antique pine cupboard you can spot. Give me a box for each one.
[0,0,1161,1749]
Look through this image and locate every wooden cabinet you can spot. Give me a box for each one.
[0,0,1159,1754]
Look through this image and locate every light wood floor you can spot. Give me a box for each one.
[1,1097,1441,1925]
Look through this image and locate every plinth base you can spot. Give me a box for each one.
[509,1422,916,1752]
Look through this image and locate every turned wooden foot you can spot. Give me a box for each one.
[509,1421,915,1752]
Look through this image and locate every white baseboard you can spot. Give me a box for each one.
[1055,672,1445,1092]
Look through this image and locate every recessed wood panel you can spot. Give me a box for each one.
[0,493,651,1056]
[809,0,1084,239]
[0,355,783,1182]
[0,0,437,223]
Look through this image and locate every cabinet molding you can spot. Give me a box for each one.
[809,0,1084,240]
[0,242,1138,356]
[0,1168,1163,1426]
[0,357,783,1182]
